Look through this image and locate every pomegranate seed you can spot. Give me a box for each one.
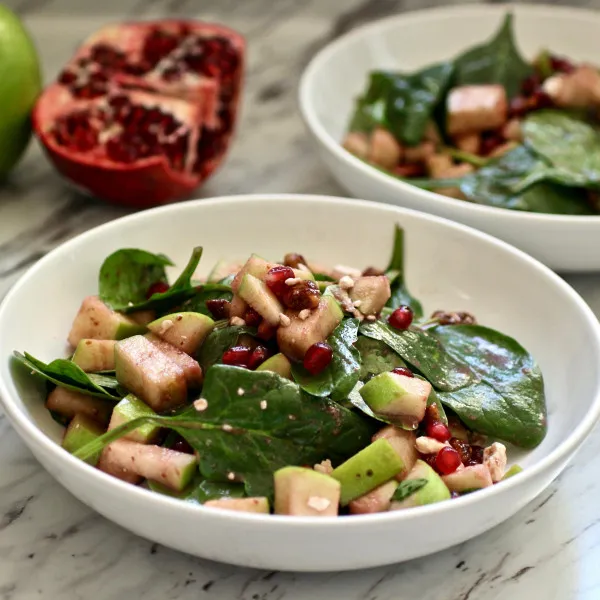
[248,345,269,370]
[530,90,553,110]
[550,55,575,73]
[257,321,277,341]
[206,298,231,320]
[435,447,462,475]
[281,280,320,310]
[469,445,484,465]
[303,342,333,375]
[265,265,295,298]
[171,436,194,454]
[59,70,77,85]
[283,253,308,269]
[244,307,262,327]
[520,73,541,97]
[449,437,472,464]
[146,281,170,298]
[222,345,252,367]
[480,132,505,156]
[388,306,413,330]
[426,420,452,443]
[391,366,414,378]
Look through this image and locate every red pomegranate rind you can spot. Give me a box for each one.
[33,19,245,207]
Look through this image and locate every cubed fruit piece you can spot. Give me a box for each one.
[360,372,430,429]
[231,254,274,293]
[229,294,248,319]
[207,259,244,283]
[349,276,391,316]
[129,310,156,326]
[277,295,343,361]
[446,84,508,136]
[97,443,142,485]
[372,426,418,481]
[99,439,197,492]
[502,464,523,480]
[108,394,159,444]
[331,439,404,506]
[68,296,146,347]
[349,479,399,515]
[147,312,215,355]
[256,353,292,379]
[204,497,270,514]
[144,333,203,388]
[46,387,113,426]
[274,466,341,516]
[72,339,116,372]
[442,464,493,493]
[114,335,188,412]
[62,414,105,466]
[238,274,284,327]
[390,460,451,510]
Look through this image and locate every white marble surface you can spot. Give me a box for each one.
[2,0,600,598]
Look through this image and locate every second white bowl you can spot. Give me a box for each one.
[299,3,600,272]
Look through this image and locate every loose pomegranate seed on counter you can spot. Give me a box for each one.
[392,366,414,378]
[303,342,333,375]
[388,306,413,330]
[265,265,295,298]
[449,437,472,464]
[146,281,170,298]
[283,253,308,269]
[281,280,320,310]
[244,307,262,327]
[248,345,269,370]
[206,298,231,320]
[222,345,252,367]
[426,420,452,443]
[435,446,462,475]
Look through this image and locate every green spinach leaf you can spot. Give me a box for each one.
[432,324,547,448]
[122,247,204,314]
[13,352,120,400]
[385,224,423,318]
[350,63,454,146]
[75,366,376,497]
[453,13,533,98]
[149,474,245,503]
[99,249,173,311]
[460,145,594,215]
[359,321,475,392]
[196,321,257,370]
[291,318,361,401]
[391,478,428,502]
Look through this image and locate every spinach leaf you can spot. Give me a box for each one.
[122,247,204,314]
[99,249,173,311]
[359,321,475,392]
[350,64,454,146]
[520,110,600,190]
[75,366,376,497]
[432,324,547,448]
[291,318,361,401]
[175,283,233,317]
[385,224,423,318]
[355,335,406,380]
[13,352,120,400]
[196,321,257,370]
[460,146,594,215]
[391,478,428,502]
[453,13,533,98]
[149,474,245,503]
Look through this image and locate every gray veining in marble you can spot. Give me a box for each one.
[2,0,600,598]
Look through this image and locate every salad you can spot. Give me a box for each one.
[343,13,600,215]
[13,225,546,516]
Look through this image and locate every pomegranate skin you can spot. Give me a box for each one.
[32,20,245,208]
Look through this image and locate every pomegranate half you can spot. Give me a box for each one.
[33,20,245,207]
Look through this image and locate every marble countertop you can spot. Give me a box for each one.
[2,0,600,598]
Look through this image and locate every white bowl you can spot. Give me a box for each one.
[299,3,600,273]
[1,194,599,572]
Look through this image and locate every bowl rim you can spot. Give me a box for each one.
[1,193,600,529]
[298,2,600,224]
